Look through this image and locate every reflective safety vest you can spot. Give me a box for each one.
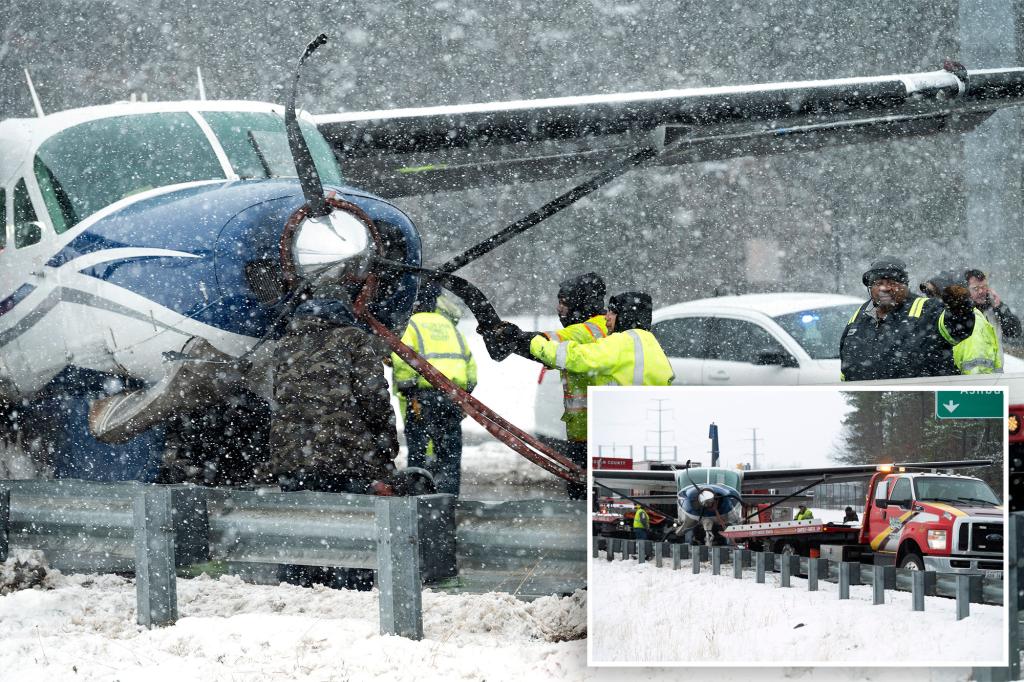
[540,315,608,442]
[392,311,477,392]
[633,508,650,530]
[953,310,1002,375]
[794,508,813,521]
[530,327,675,390]
[839,296,973,381]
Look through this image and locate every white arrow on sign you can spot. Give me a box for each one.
[943,400,959,413]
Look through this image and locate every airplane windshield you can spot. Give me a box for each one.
[33,112,226,231]
[914,476,1000,506]
[772,304,860,360]
[201,111,343,186]
[676,467,742,490]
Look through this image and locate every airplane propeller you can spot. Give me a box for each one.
[285,32,331,218]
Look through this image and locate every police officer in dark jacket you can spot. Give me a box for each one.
[840,257,975,381]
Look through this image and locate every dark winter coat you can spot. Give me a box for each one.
[270,315,398,484]
[839,296,974,381]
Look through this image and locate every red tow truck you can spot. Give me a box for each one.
[722,463,1004,574]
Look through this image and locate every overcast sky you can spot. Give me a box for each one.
[589,387,860,470]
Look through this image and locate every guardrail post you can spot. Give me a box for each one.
[956,574,970,621]
[0,486,8,563]
[637,540,647,564]
[839,561,851,599]
[733,549,748,579]
[780,554,795,587]
[711,546,721,575]
[606,538,615,561]
[671,543,681,570]
[133,485,178,628]
[654,542,663,568]
[755,552,765,584]
[375,496,423,640]
[911,571,926,612]
[808,558,819,592]
[692,548,700,574]
[873,565,886,605]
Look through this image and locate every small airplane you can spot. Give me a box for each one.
[593,459,994,545]
[3,36,1024,480]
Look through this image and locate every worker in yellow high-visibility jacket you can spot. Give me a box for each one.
[526,292,675,388]
[392,282,476,495]
[919,272,1001,375]
[478,273,608,499]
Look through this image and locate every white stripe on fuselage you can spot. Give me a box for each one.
[1,247,257,395]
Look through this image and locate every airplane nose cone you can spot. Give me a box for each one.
[290,207,373,283]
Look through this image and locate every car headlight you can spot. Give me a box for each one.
[927,529,947,550]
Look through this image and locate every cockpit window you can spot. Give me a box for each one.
[201,111,343,187]
[33,113,225,230]
[13,178,41,248]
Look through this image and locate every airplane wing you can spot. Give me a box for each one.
[316,66,1024,198]
[592,469,677,493]
[739,459,994,491]
[594,459,993,494]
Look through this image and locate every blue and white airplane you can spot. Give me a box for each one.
[3,48,1024,480]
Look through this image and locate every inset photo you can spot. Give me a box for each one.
[587,386,1008,668]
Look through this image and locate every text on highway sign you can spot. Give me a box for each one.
[934,390,1004,420]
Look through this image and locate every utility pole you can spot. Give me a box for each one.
[645,398,674,461]
[746,427,764,469]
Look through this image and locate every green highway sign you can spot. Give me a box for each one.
[934,390,1004,420]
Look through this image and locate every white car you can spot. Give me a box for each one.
[534,292,1024,438]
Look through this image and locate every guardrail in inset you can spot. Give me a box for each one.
[0,480,586,639]
[596,536,1003,620]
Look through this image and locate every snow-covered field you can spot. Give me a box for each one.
[589,555,1005,668]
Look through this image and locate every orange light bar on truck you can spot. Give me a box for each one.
[877,464,893,473]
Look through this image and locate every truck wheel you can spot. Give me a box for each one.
[899,553,924,571]
[774,541,798,556]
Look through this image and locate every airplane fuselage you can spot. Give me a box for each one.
[0,101,421,406]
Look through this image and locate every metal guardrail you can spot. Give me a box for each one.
[0,479,586,639]
[598,537,1002,610]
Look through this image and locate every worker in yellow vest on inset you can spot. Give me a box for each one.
[633,504,651,542]
[392,282,476,496]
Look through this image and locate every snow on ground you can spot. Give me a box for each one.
[0,561,584,682]
[0,552,992,682]
[589,556,1005,667]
